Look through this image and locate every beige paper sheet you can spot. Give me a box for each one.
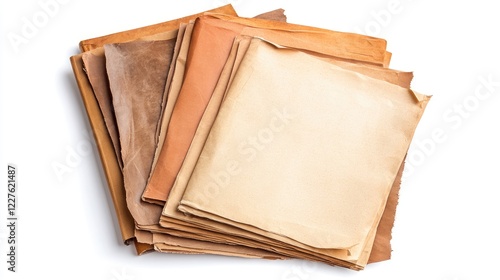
[152,18,412,265]
[159,38,359,268]
[157,36,412,262]
[178,38,430,269]
[160,35,413,263]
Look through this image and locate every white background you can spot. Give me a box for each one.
[1,0,499,279]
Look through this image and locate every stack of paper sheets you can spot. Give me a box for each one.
[70,5,430,270]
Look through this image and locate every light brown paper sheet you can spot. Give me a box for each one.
[178,38,430,269]
[82,50,123,169]
[143,15,391,204]
[105,39,175,229]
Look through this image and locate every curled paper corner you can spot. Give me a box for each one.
[409,89,432,105]
[250,36,287,49]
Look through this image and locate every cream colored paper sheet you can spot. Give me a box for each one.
[178,38,430,269]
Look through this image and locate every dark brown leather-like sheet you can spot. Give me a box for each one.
[104,39,175,227]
